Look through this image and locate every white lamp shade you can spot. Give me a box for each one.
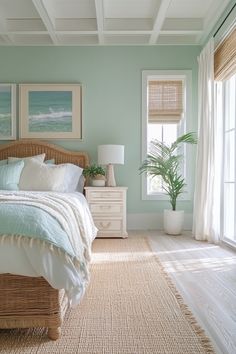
[98,145,124,165]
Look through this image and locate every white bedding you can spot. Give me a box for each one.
[0,191,97,307]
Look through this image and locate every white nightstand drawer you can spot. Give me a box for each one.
[84,187,127,238]
[94,218,122,232]
[90,203,122,214]
[89,190,123,201]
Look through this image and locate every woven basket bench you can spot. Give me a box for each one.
[0,274,68,340]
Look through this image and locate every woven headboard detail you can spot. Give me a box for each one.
[0,140,89,168]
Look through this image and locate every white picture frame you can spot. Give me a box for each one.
[0,83,16,140]
[19,84,82,139]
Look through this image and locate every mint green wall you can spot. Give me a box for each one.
[0,45,201,213]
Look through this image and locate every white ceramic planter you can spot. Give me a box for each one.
[163,209,184,235]
[91,179,106,187]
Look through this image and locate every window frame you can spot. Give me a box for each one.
[141,70,193,201]
[221,74,236,247]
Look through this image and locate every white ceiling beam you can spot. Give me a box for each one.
[95,0,104,44]
[0,31,46,35]
[32,0,58,44]
[0,13,13,44]
[0,30,202,37]
[57,30,151,35]
[149,0,172,44]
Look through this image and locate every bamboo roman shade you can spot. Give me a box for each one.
[214,27,236,81]
[148,80,183,123]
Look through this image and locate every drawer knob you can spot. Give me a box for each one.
[99,222,111,229]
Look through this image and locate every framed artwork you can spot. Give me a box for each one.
[19,84,82,139]
[0,84,16,140]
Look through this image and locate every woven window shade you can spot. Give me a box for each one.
[148,80,183,123]
[214,27,236,81]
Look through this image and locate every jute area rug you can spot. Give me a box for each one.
[0,237,214,354]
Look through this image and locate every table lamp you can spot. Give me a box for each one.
[98,145,124,187]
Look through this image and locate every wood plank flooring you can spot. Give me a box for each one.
[131,230,236,354]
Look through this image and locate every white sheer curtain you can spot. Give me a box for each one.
[193,38,222,243]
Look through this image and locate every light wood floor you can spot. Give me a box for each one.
[130,230,236,354]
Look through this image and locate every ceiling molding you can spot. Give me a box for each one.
[0,0,231,46]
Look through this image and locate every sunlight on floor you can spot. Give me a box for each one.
[156,245,220,255]
[92,251,152,263]
[162,256,236,274]
[148,233,236,275]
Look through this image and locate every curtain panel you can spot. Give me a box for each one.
[193,38,221,243]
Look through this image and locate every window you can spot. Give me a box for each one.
[142,70,192,200]
[214,27,236,247]
[220,73,236,245]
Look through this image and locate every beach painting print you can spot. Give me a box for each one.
[0,84,16,140]
[20,84,82,139]
[29,91,73,133]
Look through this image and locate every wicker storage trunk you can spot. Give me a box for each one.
[0,274,68,340]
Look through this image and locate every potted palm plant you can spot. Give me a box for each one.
[139,132,197,235]
[83,164,106,187]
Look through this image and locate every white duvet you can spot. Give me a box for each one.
[0,191,97,307]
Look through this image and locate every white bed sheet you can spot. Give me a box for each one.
[0,242,85,307]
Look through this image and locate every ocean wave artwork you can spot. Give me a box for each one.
[28,91,73,132]
[0,88,11,136]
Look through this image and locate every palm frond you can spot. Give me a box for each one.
[139,131,197,210]
[149,139,171,159]
[170,132,197,152]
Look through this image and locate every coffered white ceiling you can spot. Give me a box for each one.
[0,0,232,46]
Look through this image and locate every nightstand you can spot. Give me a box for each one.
[84,187,128,238]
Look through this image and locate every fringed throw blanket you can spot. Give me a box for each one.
[0,191,97,303]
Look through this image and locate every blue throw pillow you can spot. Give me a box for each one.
[0,160,24,190]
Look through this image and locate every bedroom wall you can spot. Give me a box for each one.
[0,45,201,229]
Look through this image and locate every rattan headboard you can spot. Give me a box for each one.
[0,140,89,168]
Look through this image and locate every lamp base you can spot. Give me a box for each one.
[106,164,116,187]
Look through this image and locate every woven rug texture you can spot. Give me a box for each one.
[0,237,214,354]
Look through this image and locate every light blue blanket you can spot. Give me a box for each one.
[0,203,76,259]
[0,191,97,270]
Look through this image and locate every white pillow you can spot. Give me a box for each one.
[8,154,46,190]
[62,163,83,192]
[43,160,83,192]
[19,158,67,191]
[8,154,46,164]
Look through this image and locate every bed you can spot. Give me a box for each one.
[0,139,96,340]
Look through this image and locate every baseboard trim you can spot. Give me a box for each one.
[127,212,193,230]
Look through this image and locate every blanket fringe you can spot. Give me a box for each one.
[144,238,215,354]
